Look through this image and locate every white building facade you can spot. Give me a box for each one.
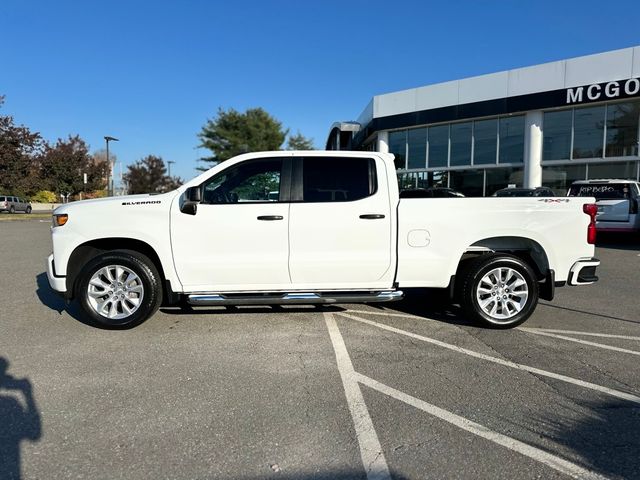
[326,46,640,196]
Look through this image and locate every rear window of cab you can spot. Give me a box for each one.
[568,184,634,200]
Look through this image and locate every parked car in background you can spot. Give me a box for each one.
[0,196,32,214]
[493,187,555,197]
[568,179,640,233]
[399,187,465,198]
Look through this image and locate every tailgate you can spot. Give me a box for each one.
[596,199,630,222]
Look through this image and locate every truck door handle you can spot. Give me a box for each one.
[359,214,385,219]
[257,215,284,221]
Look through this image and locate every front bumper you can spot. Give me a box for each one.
[567,257,600,286]
[46,254,66,293]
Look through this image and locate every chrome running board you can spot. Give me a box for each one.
[187,290,404,306]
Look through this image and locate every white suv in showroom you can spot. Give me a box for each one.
[568,179,640,233]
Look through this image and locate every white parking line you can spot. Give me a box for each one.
[519,328,640,341]
[345,309,426,320]
[324,313,391,480]
[518,328,640,356]
[356,372,606,480]
[337,312,640,405]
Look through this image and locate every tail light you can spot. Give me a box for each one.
[583,203,597,244]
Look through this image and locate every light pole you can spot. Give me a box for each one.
[104,136,119,196]
[167,160,175,177]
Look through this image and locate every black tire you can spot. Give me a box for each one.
[9,206,15,214]
[76,250,163,328]
[25,206,32,214]
[460,253,538,329]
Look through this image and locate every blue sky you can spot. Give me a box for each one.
[1,0,639,182]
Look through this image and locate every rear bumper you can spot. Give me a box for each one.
[596,226,639,233]
[567,257,600,286]
[596,219,639,232]
[46,254,66,293]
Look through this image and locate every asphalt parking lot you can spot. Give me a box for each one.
[1,219,639,480]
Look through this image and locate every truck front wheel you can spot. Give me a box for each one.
[460,254,538,329]
[76,250,162,328]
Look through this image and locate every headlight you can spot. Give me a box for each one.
[53,214,69,227]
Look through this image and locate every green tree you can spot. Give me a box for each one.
[286,131,314,150]
[124,155,183,194]
[0,96,45,196]
[40,135,108,196]
[198,107,287,167]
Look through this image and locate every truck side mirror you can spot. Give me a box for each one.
[181,186,202,215]
[187,186,201,202]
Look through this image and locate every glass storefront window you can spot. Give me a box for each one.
[416,172,428,189]
[588,161,639,180]
[573,105,605,159]
[397,172,417,190]
[485,167,525,196]
[606,102,640,157]
[499,116,524,163]
[449,169,484,197]
[389,130,407,169]
[543,110,572,160]
[474,119,497,165]
[429,170,448,188]
[450,122,472,166]
[407,128,427,169]
[541,164,587,196]
[428,125,449,168]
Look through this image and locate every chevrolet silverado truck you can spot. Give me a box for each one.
[46,151,600,329]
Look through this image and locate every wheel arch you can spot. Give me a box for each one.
[458,236,550,280]
[66,238,168,301]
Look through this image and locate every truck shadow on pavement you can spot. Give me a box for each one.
[35,273,93,327]
[158,289,471,326]
[35,271,497,330]
[159,304,347,316]
[368,289,474,327]
[0,357,42,480]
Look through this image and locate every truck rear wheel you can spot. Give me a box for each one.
[76,250,162,328]
[460,253,538,329]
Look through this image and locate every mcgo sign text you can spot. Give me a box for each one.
[566,78,640,104]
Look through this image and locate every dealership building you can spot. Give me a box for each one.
[326,46,640,196]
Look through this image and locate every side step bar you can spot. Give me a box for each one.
[187,290,404,306]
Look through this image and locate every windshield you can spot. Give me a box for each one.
[568,184,631,200]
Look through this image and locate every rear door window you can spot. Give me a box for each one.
[300,157,376,202]
[568,184,631,199]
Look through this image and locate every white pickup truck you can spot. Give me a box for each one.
[46,151,600,329]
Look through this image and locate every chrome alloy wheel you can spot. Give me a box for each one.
[476,267,529,322]
[87,265,145,320]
